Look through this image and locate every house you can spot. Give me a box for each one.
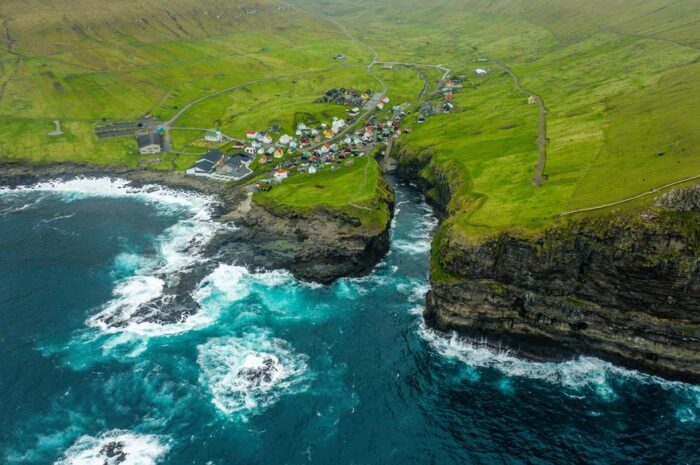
[332,119,346,133]
[186,150,224,175]
[377,102,385,110]
[137,132,162,155]
[274,148,285,158]
[258,154,269,165]
[443,102,454,113]
[528,95,538,105]
[381,96,390,104]
[274,169,288,181]
[246,131,257,139]
[279,134,293,145]
[205,128,223,143]
[289,141,298,151]
[220,153,252,179]
[475,68,488,76]
[245,146,256,155]
[349,107,360,117]
[323,130,334,139]
[233,141,246,150]
[270,124,281,133]
[308,165,317,174]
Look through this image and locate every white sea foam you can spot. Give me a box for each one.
[12,177,227,338]
[197,332,310,417]
[418,321,700,399]
[392,238,432,254]
[54,430,168,465]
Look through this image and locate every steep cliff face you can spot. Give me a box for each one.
[393,144,700,382]
[212,184,394,285]
[428,212,700,382]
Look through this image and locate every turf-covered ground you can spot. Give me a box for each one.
[253,153,393,230]
[298,0,700,240]
[1,0,699,242]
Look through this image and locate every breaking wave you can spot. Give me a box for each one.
[54,430,168,465]
[197,331,310,418]
[8,177,226,338]
[418,322,700,400]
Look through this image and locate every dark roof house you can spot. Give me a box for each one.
[187,150,224,175]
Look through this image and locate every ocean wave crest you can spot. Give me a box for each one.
[418,321,700,400]
[197,331,310,418]
[54,430,168,465]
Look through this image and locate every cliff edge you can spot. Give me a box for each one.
[395,143,700,383]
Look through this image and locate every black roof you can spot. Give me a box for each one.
[137,132,162,148]
[201,150,224,164]
[232,152,252,161]
[223,157,245,170]
[194,159,215,173]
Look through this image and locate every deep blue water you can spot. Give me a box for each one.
[1,178,699,465]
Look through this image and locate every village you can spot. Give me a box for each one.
[119,68,488,191]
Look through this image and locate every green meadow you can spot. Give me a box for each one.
[254,153,393,230]
[1,0,699,244]
[297,0,700,241]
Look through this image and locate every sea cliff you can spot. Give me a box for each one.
[211,195,394,284]
[393,143,700,383]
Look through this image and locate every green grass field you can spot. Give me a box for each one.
[294,0,700,243]
[1,0,699,245]
[254,154,392,230]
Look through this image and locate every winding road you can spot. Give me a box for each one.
[494,60,548,186]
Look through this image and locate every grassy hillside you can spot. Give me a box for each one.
[295,0,700,242]
[254,154,393,230]
[0,0,370,165]
[1,0,698,247]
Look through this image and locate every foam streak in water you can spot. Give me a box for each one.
[419,321,700,400]
[197,331,310,418]
[54,430,168,465]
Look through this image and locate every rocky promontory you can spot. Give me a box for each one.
[0,160,395,285]
[211,199,393,284]
[393,143,700,383]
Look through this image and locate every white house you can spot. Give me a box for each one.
[332,119,346,133]
[246,131,257,139]
[475,68,488,76]
[274,169,288,182]
[279,134,293,145]
[137,132,162,155]
[308,165,317,174]
[245,146,256,155]
[205,128,223,142]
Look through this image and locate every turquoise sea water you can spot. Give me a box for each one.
[1,177,699,464]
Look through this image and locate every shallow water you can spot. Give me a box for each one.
[1,178,699,464]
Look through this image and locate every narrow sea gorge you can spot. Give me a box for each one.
[1,178,699,464]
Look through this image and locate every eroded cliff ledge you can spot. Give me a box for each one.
[394,142,700,382]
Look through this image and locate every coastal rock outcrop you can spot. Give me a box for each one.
[210,199,393,285]
[393,144,700,382]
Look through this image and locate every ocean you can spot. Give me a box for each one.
[0,177,698,464]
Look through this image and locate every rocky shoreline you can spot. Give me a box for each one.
[393,144,700,383]
[0,161,393,286]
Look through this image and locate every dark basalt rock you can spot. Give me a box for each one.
[209,198,393,285]
[238,357,278,386]
[395,142,700,382]
[99,441,127,464]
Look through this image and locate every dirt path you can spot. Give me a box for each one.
[347,157,374,212]
[558,174,700,217]
[495,61,548,186]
